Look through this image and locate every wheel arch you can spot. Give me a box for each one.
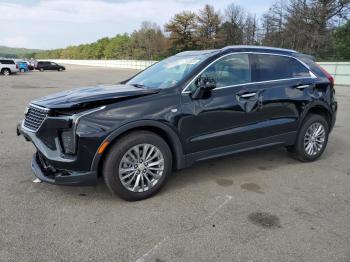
[1,67,11,73]
[91,120,186,175]
[300,103,333,130]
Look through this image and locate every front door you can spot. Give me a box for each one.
[179,53,264,155]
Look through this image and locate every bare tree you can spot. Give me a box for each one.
[131,21,169,60]
[243,14,258,45]
[219,3,246,45]
[261,0,287,47]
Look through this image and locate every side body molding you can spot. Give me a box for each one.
[90,120,187,172]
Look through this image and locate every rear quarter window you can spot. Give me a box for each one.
[295,54,326,78]
[253,54,310,82]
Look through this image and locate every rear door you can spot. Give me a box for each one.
[251,53,316,139]
[42,62,50,69]
[50,62,58,70]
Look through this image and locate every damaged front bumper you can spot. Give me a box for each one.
[17,121,97,186]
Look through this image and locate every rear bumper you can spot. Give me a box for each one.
[330,100,337,132]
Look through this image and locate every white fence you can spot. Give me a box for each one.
[49,59,157,70]
[318,62,350,86]
[49,59,350,85]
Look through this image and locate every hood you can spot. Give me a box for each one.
[32,84,160,109]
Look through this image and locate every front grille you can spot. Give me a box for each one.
[23,104,49,132]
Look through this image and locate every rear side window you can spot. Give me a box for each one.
[253,54,310,82]
[0,60,15,65]
[295,54,326,78]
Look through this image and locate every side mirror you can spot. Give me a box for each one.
[191,76,216,100]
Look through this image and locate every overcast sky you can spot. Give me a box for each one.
[0,0,272,50]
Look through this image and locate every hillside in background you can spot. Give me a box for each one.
[0,46,42,58]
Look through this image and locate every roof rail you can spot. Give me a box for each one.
[222,45,297,53]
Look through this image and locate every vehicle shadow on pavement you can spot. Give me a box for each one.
[44,144,334,202]
[163,147,298,193]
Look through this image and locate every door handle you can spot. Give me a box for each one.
[239,92,257,98]
[295,84,310,90]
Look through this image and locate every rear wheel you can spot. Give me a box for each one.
[103,131,172,201]
[2,69,10,76]
[289,114,329,162]
[40,68,44,72]
[20,68,25,73]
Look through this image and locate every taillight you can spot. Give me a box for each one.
[317,64,334,86]
[16,64,19,69]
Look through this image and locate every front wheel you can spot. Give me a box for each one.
[289,114,329,162]
[39,68,44,72]
[103,131,172,201]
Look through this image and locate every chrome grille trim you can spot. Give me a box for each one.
[23,104,49,132]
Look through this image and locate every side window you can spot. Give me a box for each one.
[288,58,310,77]
[188,53,251,92]
[253,54,310,82]
[0,60,14,65]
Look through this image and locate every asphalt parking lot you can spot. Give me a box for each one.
[0,65,349,262]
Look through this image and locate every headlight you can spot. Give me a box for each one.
[60,129,76,154]
[60,106,106,154]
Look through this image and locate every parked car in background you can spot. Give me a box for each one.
[17,46,337,201]
[36,61,65,71]
[16,61,29,72]
[27,62,35,71]
[0,59,19,76]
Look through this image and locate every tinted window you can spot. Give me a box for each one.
[188,53,251,92]
[0,60,15,64]
[288,58,311,77]
[253,54,310,82]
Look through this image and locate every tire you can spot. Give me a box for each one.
[20,69,25,73]
[103,131,172,201]
[40,68,44,72]
[58,68,62,71]
[289,114,329,162]
[2,69,11,76]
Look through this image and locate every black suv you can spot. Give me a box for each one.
[36,61,65,71]
[18,46,337,201]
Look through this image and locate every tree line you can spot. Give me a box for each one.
[34,0,350,61]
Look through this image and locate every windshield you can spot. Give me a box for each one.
[127,52,215,89]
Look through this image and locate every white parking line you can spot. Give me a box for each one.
[135,195,233,262]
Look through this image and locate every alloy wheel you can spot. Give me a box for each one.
[118,143,165,193]
[303,122,326,156]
